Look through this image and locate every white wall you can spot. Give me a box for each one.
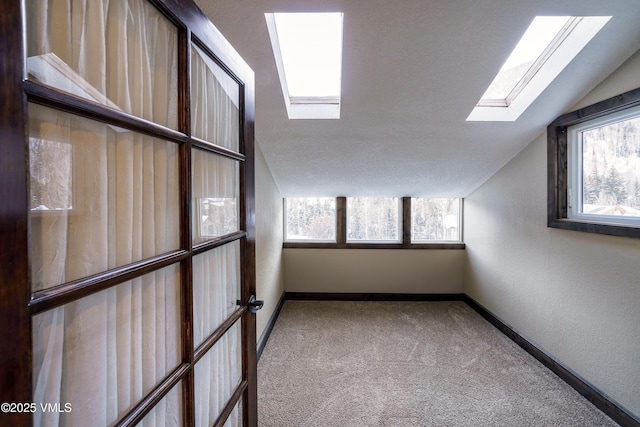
[254,141,285,342]
[284,248,465,294]
[464,50,640,418]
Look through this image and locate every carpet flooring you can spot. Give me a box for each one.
[257,301,617,426]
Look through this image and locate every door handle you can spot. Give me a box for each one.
[247,295,264,314]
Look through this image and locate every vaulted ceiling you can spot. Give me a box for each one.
[196,0,640,197]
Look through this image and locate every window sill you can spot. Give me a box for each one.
[283,242,465,250]
[547,218,640,239]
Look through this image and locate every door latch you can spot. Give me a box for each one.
[247,295,264,314]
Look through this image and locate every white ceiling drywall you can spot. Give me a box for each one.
[195,0,640,197]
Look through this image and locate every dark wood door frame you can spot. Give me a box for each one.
[0,2,32,426]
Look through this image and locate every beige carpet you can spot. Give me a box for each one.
[257,301,617,427]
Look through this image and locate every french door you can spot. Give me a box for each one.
[0,0,257,425]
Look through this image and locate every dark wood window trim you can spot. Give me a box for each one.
[548,87,640,239]
[194,307,246,363]
[24,80,188,145]
[192,137,246,162]
[213,380,247,427]
[29,250,190,315]
[118,363,190,427]
[283,197,466,249]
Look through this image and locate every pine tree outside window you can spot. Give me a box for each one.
[284,197,336,241]
[567,103,640,226]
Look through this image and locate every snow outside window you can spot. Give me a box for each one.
[285,197,336,241]
[567,104,640,227]
[346,197,401,243]
[411,198,461,242]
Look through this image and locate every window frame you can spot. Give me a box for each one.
[467,16,611,122]
[567,104,640,227]
[283,197,338,243]
[477,17,580,108]
[410,197,463,244]
[283,197,465,249]
[346,196,402,244]
[548,86,640,238]
[28,133,75,215]
[264,12,343,120]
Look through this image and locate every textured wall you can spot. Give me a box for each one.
[254,142,285,342]
[284,248,465,294]
[464,51,640,417]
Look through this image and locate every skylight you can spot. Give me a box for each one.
[467,16,611,122]
[265,12,343,119]
[479,17,573,105]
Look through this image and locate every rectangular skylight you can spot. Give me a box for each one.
[265,12,343,119]
[467,15,611,121]
[479,16,573,105]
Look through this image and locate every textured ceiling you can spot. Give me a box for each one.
[195,0,640,197]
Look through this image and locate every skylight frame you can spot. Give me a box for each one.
[477,17,581,108]
[265,12,344,120]
[467,15,611,122]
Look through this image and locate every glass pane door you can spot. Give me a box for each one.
[25,1,188,424]
[1,0,256,425]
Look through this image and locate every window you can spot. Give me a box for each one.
[567,106,640,225]
[478,17,575,107]
[548,87,640,238]
[347,197,401,243]
[29,135,73,212]
[285,197,337,241]
[412,198,461,242]
[468,16,610,122]
[283,197,465,249]
[265,12,343,119]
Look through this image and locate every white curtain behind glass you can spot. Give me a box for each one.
[194,323,242,427]
[191,149,239,244]
[32,267,181,427]
[26,0,178,129]
[27,0,185,425]
[193,242,241,348]
[191,44,240,151]
[190,41,243,424]
[189,153,242,422]
[29,105,181,290]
